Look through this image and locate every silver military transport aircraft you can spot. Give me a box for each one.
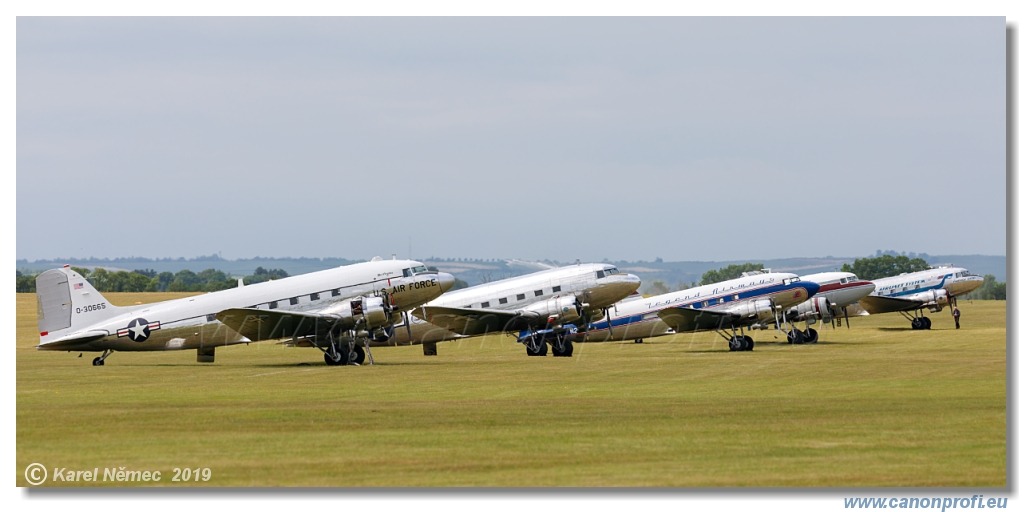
[412,263,641,357]
[36,258,455,366]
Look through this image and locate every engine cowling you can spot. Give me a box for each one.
[521,296,582,325]
[923,288,949,312]
[786,297,833,323]
[333,296,391,329]
[725,299,775,322]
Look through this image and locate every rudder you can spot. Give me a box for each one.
[36,266,122,341]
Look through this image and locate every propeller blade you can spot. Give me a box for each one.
[403,311,412,340]
[843,306,850,329]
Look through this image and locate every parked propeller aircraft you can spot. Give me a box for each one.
[36,259,455,366]
[781,272,876,343]
[854,266,983,329]
[412,263,641,357]
[578,270,820,351]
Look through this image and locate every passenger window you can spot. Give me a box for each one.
[269,301,278,310]
[517,294,526,301]
[499,298,508,305]
[332,289,340,297]
[310,293,320,301]
[481,301,490,308]
[535,290,543,297]
[289,297,298,306]
[553,286,561,293]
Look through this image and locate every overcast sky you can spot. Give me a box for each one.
[15,16,1007,263]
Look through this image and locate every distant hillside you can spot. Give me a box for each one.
[16,253,1006,292]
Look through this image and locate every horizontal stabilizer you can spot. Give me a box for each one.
[36,330,110,350]
[656,307,739,332]
[858,295,924,315]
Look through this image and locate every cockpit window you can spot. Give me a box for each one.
[606,267,619,275]
[783,277,800,285]
[596,270,606,279]
[403,265,429,277]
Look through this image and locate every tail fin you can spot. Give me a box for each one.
[37,266,124,343]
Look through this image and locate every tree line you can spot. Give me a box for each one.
[15,266,290,293]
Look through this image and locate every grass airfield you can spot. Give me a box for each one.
[16,293,1006,487]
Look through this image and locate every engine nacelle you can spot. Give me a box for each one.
[924,288,949,312]
[521,296,582,325]
[786,297,833,323]
[334,296,390,329]
[725,299,775,322]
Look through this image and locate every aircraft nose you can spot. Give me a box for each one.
[804,281,821,297]
[615,273,642,296]
[436,272,456,293]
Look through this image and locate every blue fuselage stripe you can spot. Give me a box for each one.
[589,282,815,331]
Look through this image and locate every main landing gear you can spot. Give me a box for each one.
[320,331,372,366]
[716,329,754,351]
[787,328,819,345]
[901,311,933,330]
[523,333,574,357]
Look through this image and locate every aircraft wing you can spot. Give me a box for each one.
[857,295,924,315]
[216,308,340,342]
[656,307,741,333]
[414,306,539,336]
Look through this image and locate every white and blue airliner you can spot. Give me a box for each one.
[577,270,820,351]
[856,266,983,330]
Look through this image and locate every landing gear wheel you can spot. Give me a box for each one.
[921,317,932,330]
[804,328,818,344]
[349,345,366,365]
[911,317,924,330]
[787,330,805,344]
[525,339,548,357]
[551,339,574,357]
[729,336,744,352]
[634,339,644,344]
[92,357,105,366]
[743,335,755,351]
[324,351,344,366]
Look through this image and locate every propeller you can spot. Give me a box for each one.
[403,311,413,340]
[843,306,850,329]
